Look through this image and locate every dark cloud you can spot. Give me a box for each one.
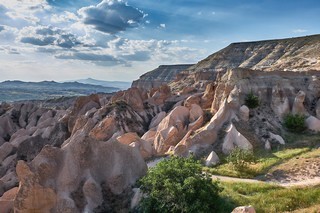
[19,26,81,48]
[78,0,145,34]
[55,52,124,66]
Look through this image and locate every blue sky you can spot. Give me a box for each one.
[0,0,319,82]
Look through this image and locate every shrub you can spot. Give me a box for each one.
[226,148,255,172]
[283,113,306,133]
[138,157,222,213]
[245,92,259,109]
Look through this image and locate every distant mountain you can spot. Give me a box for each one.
[0,80,119,102]
[68,78,131,90]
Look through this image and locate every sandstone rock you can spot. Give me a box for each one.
[174,86,240,156]
[184,94,201,108]
[188,116,204,132]
[117,132,141,145]
[239,105,250,122]
[90,116,118,141]
[149,111,166,129]
[154,106,190,154]
[141,130,157,144]
[271,85,290,118]
[201,83,215,109]
[118,133,154,159]
[0,187,18,213]
[265,140,271,150]
[157,106,190,132]
[316,99,320,119]
[111,87,145,112]
[148,85,172,106]
[205,151,220,167]
[14,161,57,212]
[292,90,307,115]
[222,124,253,155]
[189,104,203,123]
[13,132,147,212]
[305,116,320,132]
[0,115,17,140]
[269,132,285,145]
[181,86,196,95]
[68,94,100,132]
[232,205,256,213]
[0,142,14,162]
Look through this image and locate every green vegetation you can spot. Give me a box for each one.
[206,147,310,178]
[138,157,222,213]
[220,182,320,213]
[283,113,306,133]
[226,148,255,172]
[245,92,259,109]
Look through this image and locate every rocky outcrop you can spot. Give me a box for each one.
[190,34,320,73]
[205,151,220,167]
[305,116,320,132]
[292,90,307,115]
[132,64,193,90]
[172,34,320,91]
[222,123,253,154]
[13,132,147,212]
[0,102,69,197]
[232,206,256,213]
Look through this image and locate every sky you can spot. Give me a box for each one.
[0,0,319,82]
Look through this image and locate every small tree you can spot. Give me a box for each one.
[226,148,255,172]
[283,113,306,133]
[245,92,259,109]
[138,157,222,213]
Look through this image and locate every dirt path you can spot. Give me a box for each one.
[212,174,320,188]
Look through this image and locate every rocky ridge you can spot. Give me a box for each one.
[132,64,194,90]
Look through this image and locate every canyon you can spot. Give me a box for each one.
[0,34,320,212]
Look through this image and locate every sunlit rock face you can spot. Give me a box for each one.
[173,35,320,89]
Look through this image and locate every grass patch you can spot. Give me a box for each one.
[219,182,320,213]
[283,131,320,147]
[205,147,310,178]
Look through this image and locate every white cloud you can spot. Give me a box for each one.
[51,11,79,24]
[292,29,307,33]
[0,0,51,27]
[159,23,166,28]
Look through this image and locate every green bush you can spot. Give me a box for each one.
[138,157,222,213]
[283,113,306,133]
[226,148,255,172]
[245,92,259,109]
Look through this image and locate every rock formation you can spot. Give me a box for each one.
[1,34,320,211]
[14,132,147,212]
[132,64,193,90]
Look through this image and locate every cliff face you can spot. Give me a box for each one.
[169,34,320,91]
[189,34,320,73]
[132,64,194,90]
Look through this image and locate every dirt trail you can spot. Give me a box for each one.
[212,175,320,188]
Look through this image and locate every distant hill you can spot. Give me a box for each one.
[0,80,119,102]
[68,78,131,90]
